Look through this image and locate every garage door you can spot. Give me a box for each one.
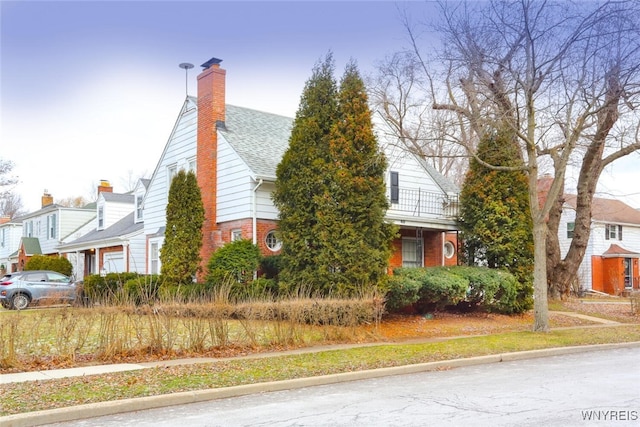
[103,252,125,273]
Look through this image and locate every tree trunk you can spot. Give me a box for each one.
[533,218,550,332]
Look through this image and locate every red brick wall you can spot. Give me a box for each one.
[388,229,458,271]
[215,218,281,257]
[197,61,226,276]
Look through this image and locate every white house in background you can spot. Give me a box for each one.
[0,216,23,273]
[142,57,459,278]
[11,191,96,272]
[559,194,640,294]
[58,180,149,280]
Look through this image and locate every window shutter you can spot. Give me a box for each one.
[618,225,623,240]
[390,171,399,204]
[605,224,610,240]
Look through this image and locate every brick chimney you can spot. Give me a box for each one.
[197,57,226,274]
[97,180,113,195]
[41,190,54,208]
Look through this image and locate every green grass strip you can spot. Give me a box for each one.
[2,324,640,416]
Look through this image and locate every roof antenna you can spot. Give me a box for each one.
[179,62,194,96]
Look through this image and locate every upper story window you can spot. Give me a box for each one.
[135,194,143,222]
[390,171,399,204]
[567,222,575,239]
[167,164,177,195]
[47,214,57,239]
[98,206,105,230]
[188,157,197,173]
[24,221,33,237]
[1,228,5,247]
[605,224,622,240]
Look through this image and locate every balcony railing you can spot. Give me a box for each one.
[390,188,459,218]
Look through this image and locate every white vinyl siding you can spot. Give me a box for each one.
[143,99,197,238]
[216,135,279,223]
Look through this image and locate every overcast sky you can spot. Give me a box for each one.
[1,0,639,212]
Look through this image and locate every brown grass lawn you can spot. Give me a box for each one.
[1,297,636,374]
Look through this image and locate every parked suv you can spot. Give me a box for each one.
[0,270,77,310]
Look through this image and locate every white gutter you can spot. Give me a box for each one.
[252,178,264,245]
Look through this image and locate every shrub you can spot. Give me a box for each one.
[123,275,162,304]
[24,255,73,277]
[82,272,141,303]
[260,255,282,281]
[387,266,521,314]
[206,240,262,286]
[385,275,421,312]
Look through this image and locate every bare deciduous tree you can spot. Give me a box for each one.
[0,159,25,218]
[397,0,640,331]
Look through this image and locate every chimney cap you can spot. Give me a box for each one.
[201,57,223,70]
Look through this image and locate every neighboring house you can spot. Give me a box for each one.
[559,194,640,295]
[142,57,459,277]
[58,180,148,280]
[0,215,23,273]
[11,191,95,272]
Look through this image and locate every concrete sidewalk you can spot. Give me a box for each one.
[0,311,638,427]
[3,341,640,427]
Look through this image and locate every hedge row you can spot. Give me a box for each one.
[386,266,523,314]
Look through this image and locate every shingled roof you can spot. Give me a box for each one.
[220,105,293,180]
[564,195,640,225]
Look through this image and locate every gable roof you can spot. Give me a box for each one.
[59,212,142,248]
[19,237,42,256]
[220,105,293,180]
[101,193,135,203]
[564,195,640,225]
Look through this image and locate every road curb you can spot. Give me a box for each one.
[3,341,640,427]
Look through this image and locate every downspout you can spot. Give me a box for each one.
[252,178,263,281]
[252,178,264,246]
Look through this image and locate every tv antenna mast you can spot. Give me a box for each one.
[179,62,194,96]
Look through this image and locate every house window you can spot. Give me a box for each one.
[98,206,104,229]
[167,164,177,194]
[567,222,575,239]
[25,221,33,237]
[443,241,455,259]
[402,237,423,268]
[231,229,242,241]
[1,228,5,247]
[47,214,57,239]
[135,195,143,222]
[188,157,197,173]
[605,224,622,240]
[150,242,159,275]
[265,230,282,252]
[390,171,399,204]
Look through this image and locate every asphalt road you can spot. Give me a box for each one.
[48,346,640,427]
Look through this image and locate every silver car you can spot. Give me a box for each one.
[0,270,77,310]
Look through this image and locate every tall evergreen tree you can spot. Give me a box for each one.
[161,169,205,285]
[274,56,395,295]
[316,61,395,294]
[458,128,533,310]
[273,54,338,289]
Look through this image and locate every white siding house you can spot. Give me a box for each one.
[0,216,23,273]
[558,195,640,294]
[57,181,148,279]
[142,57,460,278]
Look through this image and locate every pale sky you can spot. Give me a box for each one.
[1,0,639,212]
